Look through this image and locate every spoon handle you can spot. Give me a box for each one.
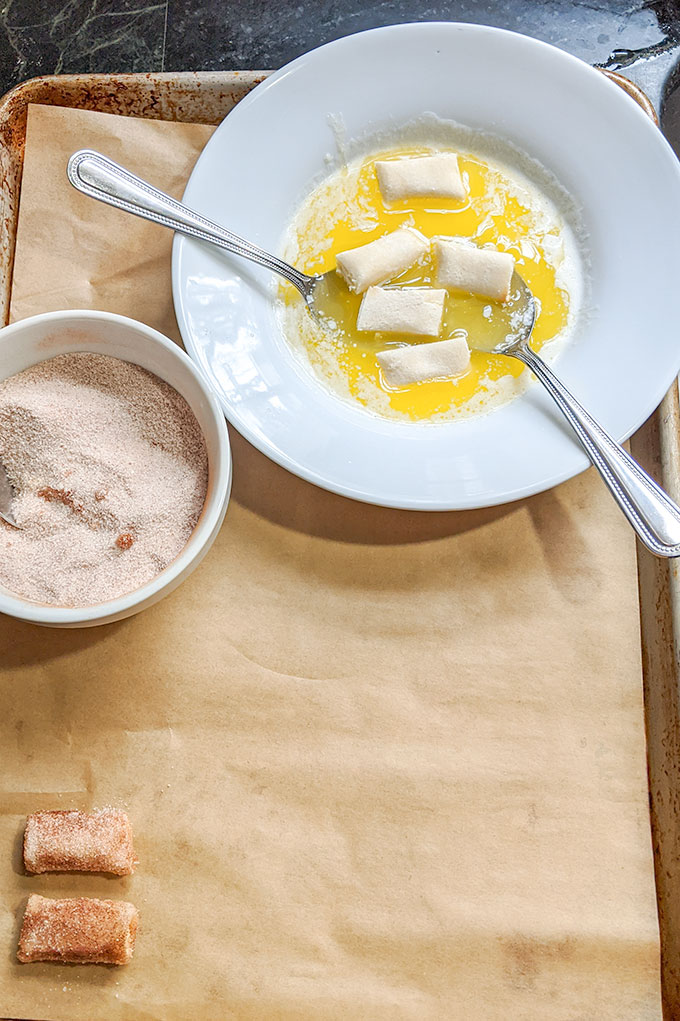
[517,346,680,557]
[66,149,313,298]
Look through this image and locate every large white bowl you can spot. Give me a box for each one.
[0,310,231,627]
[173,23,680,510]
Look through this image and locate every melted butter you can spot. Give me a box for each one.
[280,146,571,421]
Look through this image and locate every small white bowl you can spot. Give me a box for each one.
[0,310,231,627]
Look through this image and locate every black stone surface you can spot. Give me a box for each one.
[0,0,165,81]
[1,0,680,129]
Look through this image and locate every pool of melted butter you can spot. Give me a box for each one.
[279,146,571,421]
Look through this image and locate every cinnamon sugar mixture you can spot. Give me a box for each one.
[0,352,208,606]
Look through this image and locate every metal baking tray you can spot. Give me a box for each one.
[0,68,678,1018]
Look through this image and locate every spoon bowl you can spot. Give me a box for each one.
[491,272,538,355]
[0,463,17,528]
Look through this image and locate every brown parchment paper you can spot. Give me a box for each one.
[0,102,662,1020]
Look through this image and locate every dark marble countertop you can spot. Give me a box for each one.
[2,1,680,136]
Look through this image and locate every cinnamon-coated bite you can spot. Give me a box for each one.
[17,894,138,965]
[23,809,135,875]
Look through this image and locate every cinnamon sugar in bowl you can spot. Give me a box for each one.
[0,310,231,627]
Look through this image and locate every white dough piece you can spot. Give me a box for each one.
[375,154,466,202]
[357,286,446,336]
[377,337,471,387]
[335,227,429,293]
[435,240,514,301]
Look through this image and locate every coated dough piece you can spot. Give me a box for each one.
[17,894,138,965]
[435,240,514,301]
[336,227,429,293]
[377,336,471,387]
[375,153,466,202]
[24,808,135,875]
[357,286,446,336]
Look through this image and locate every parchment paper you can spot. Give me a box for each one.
[0,103,662,1020]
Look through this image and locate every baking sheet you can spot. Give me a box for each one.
[0,102,662,1020]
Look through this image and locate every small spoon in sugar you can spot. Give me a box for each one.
[0,463,18,528]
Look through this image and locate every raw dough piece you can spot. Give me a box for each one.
[377,336,471,387]
[24,808,135,875]
[336,227,428,293]
[435,240,514,301]
[375,154,466,202]
[357,286,446,336]
[17,894,138,965]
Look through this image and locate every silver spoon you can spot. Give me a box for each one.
[484,271,680,557]
[65,149,680,557]
[0,464,18,527]
[67,149,345,324]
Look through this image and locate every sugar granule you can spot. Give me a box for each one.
[0,352,208,606]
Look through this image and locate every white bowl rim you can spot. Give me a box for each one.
[172,21,680,511]
[0,308,231,625]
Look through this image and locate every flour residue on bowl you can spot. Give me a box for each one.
[0,352,208,607]
[277,118,586,423]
